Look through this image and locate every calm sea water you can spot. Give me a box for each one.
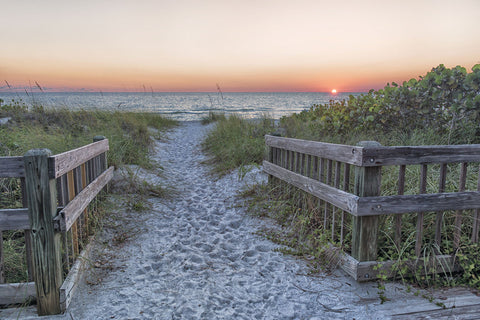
[0,92,361,121]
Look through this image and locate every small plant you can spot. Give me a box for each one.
[201,111,226,125]
[202,114,275,175]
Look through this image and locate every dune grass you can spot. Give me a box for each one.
[201,114,275,175]
[0,100,177,283]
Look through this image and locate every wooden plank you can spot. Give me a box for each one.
[0,282,36,305]
[266,135,480,166]
[93,136,107,175]
[74,167,84,248]
[57,166,114,232]
[265,135,363,165]
[306,154,312,177]
[21,178,33,282]
[332,162,341,241]
[300,153,306,176]
[81,163,88,238]
[341,164,350,246]
[395,165,406,248]
[284,149,289,170]
[454,162,468,249]
[356,191,480,216]
[387,287,480,318]
[319,157,325,182]
[312,156,319,180]
[265,164,480,218]
[356,254,458,282]
[0,230,4,283]
[337,247,459,283]
[435,163,447,248]
[263,161,358,213]
[392,303,480,319]
[24,149,62,315]
[59,236,94,312]
[272,147,278,166]
[0,208,30,231]
[352,141,382,262]
[67,170,79,258]
[295,152,300,173]
[338,246,360,280]
[472,164,480,243]
[416,164,428,257]
[49,139,109,179]
[56,174,70,273]
[324,159,333,229]
[267,146,274,184]
[0,156,24,178]
[362,144,480,166]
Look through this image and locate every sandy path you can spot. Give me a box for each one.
[2,121,441,319]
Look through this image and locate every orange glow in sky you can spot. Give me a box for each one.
[1,0,480,92]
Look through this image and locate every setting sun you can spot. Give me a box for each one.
[331,89,337,94]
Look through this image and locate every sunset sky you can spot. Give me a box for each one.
[1,0,479,92]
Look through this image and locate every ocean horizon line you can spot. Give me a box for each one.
[0,90,367,94]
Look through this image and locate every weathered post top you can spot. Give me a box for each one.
[93,135,106,142]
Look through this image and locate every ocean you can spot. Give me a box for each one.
[0,91,361,121]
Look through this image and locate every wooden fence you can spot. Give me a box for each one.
[0,136,113,315]
[264,135,480,281]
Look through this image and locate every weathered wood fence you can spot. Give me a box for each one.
[264,135,480,281]
[0,136,113,315]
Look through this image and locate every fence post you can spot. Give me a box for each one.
[24,149,62,315]
[267,143,274,184]
[351,141,382,262]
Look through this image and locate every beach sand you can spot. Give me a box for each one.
[1,121,476,319]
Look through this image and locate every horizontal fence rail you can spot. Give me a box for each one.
[0,156,25,178]
[55,166,114,232]
[0,136,112,315]
[264,134,480,281]
[50,138,109,179]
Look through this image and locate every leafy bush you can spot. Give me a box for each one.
[281,64,480,145]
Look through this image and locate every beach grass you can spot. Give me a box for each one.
[201,111,226,125]
[0,101,177,283]
[202,114,275,175]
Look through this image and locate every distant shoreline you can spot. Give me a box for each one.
[0,92,362,122]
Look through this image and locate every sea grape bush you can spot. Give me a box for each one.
[281,64,480,144]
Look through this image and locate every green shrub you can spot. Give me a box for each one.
[280,64,480,145]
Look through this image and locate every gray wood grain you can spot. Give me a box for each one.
[0,282,36,305]
[351,141,382,262]
[50,139,109,178]
[263,161,358,213]
[362,144,480,166]
[356,191,480,216]
[59,236,94,312]
[58,166,114,232]
[24,149,62,315]
[0,208,30,231]
[0,156,24,178]
[265,135,363,165]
